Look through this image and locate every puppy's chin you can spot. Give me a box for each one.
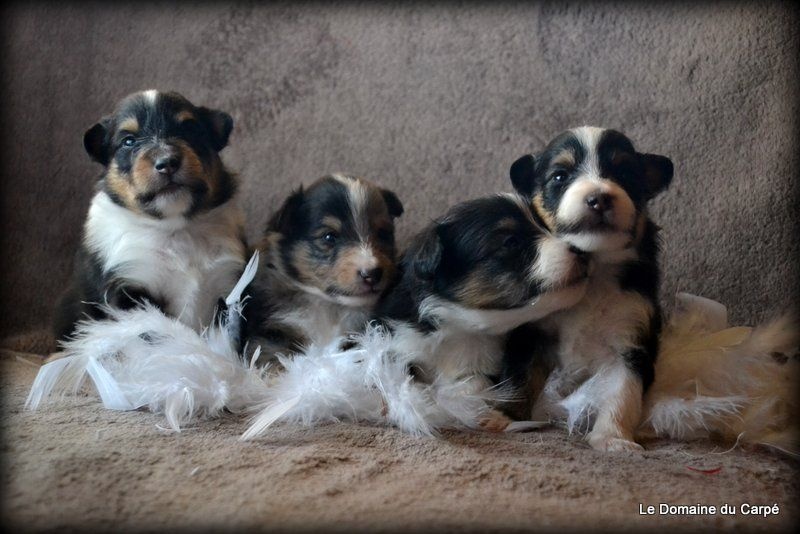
[329,292,381,308]
[561,230,632,253]
[147,187,194,218]
[293,280,381,308]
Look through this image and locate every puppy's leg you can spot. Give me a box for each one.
[458,373,513,432]
[586,363,644,452]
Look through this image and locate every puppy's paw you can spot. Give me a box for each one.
[588,433,644,452]
[478,410,512,433]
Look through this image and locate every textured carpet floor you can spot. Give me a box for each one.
[2,349,797,532]
[2,3,798,531]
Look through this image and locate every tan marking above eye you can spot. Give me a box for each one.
[532,194,557,231]
[317,216,343,236]
[494,218,517,232]
[117,117,139,134]
[175,110,196,123]
[551,150,576,168]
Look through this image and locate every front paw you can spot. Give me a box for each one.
[478,410,513,433]
[588,432,644,452]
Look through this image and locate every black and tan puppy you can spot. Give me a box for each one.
[242,174,404,361]
[504,126,673,450]
[54,90,246,341]
[375,194,589,430]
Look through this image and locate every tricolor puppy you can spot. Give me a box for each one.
[504,126,673,450]
[375,194,589,430]
[242,174,404,360]
[54,90,246,341]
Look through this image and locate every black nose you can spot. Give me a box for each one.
[586,193,612,212]
[154,154,181,176]
[359,268,383,287]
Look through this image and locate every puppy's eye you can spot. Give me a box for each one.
[376,228,394,243]
[550,171,567,183]
[502,235,521,250]
[321,232,338,245]
[122,136,136,147]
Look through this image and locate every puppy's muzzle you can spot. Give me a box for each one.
[358,267,383,289]
[583,190,615,226]
[152,146,183,179]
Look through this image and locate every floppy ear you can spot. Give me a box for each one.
[509,154,537,198]
[640,153,674,200]
[267,187,304,235]
[411,226,443,281]
[381,188,404,218]
[83,118,112,165]
[197,106,234,151]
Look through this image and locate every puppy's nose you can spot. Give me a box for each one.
[358,268,383,287]
[585,193,612,212]
[154,153,182,176]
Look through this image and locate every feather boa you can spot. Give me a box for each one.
[26,250,501,436]
[27,277,798,449]
[241,324,504,439]
[537,293,799,454]
[25,252,268,431]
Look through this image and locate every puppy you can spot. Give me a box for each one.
[54,90,246,341]
[242,174,404,360]
[504,126,673,450]
[375,194,588,431]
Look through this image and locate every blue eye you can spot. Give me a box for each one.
[122,136,136,147]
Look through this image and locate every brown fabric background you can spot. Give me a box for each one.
[1,4,799,531]
[1,3,798,339]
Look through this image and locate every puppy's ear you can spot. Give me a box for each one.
[83,118,112,165]
[267,187,304,235]
[411,226,443,281]
[381,188,404,218]
[509,154,537,197]
[640,153,673,200]
[197,107,234,151]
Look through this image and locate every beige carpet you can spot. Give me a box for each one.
[2,347,796,532]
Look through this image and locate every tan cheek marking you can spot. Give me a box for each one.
[117,118,139,134]
[532,193,557,231]
[174,140,214,207]
[131,153,155,192]
[632,212,648,246]
[106,164,140,212]
[290,243,325,286]
[454,270,501,308]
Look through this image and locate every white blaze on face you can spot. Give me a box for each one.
[142,89,159,104]
[556,127,637,252]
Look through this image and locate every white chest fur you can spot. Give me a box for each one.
[84,192,246,330]
[542,262,654,374]
[393,281,589,394]
[272,294,371,349]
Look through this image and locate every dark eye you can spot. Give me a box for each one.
[122,136,136,147]
[376,228,393,243]
[550,171,567,183]
[502,235,521,250]
[321,232,338,245]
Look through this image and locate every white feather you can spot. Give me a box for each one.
[640,293,799,452]
[26,255,270,431]
[531,292,798,453]
[240,323,501,439]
